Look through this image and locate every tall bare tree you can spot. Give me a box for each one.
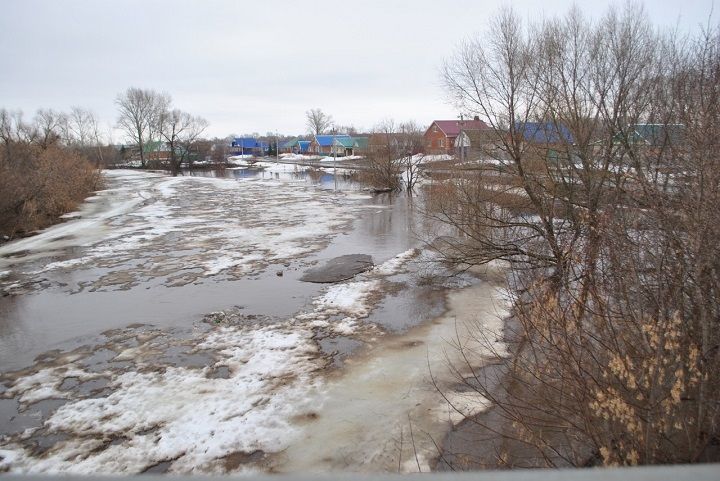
[433,4,720,468]
[32,109,62,149]
[398,121,426,193]
[159,109,209,176]
[305,108,333,136]
[116,87,171,167]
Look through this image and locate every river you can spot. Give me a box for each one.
[0,164,507,474]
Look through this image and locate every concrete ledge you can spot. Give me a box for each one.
[3,464,719,481]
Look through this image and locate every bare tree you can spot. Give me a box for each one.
[66,107,94,148]
[116,87,171,168]
[305,108,333,136]
[398,121,426,193]
[32,109,62,149]
[87,111,108,167]
[0,109,35,151]
[159,109,208,176]
[433,4,720,468]
[359,120,428,193]
[360,120,404,191]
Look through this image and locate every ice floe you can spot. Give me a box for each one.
[0,170,373,293]
[0,254,414,474]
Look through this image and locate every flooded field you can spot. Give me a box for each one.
[0,165,507,474]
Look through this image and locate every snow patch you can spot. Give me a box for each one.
[318,155,364,162]
[312,280,380,318]
[0,449,19,470]
[5,365,100,404]
[3,325,323,474]
[279,153,320,161]
[372,248,419,276]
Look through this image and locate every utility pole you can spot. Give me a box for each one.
[458,114,465,164]
[275,132,279,164]
[332,128,337,191]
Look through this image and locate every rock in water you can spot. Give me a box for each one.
[300,254,374,283]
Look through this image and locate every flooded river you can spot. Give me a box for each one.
[0,164,507,474]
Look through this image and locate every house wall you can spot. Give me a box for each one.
[309,140,333,154]
[424,124,455,154]
[146,151,171,161]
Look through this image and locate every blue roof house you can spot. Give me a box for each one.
[230,138,269,156]
[513,122,574,166]
[281,139,312,154]
[310,134,355,155]
[514,122,574,145]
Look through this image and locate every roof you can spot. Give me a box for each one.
[629,124,684,146]
[514,122,574,144]
[352,136,369,149]
[315,134,351,147]
[430,119,490,137]
[334,137,356,148]
[232,137,258,148]
[232,137,268,149]
[283,139,312,152]
[143,140,168,153]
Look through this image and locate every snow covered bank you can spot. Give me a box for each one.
[279,153,321,161]
[318,155,364,162]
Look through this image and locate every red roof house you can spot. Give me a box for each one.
[424,117,490,155]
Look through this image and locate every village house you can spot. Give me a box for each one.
[309,134,360,156]
[230,137,269,156]
[144,141,172,162]
[514,121,575,166]
[455,129,502,160]
[617,123,685,148]
[368,132,423,156]
[514,121,574,145]
[309,134,350,155]
[281,139,312,154]
[611,123,685,171]
[424,117,490,155]
[352,136,369,155]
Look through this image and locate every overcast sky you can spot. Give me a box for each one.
[1,0,715,140]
